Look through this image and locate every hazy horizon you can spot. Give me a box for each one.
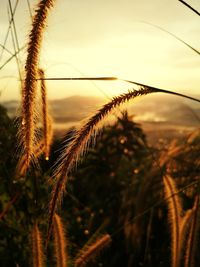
[0,0,200,101]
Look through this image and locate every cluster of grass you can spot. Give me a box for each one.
[0,0,200,266]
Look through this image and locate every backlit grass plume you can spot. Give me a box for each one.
[74,234,111,267]
[32,222,44,267]
[185,195,200,267]
[48,87,156,239]
[163,175,193,267]
[48,85,200,240]
[19,0,55,170]
[53,214,68,267]
[16,123,52,177]
[164,175,182,267]
[38,68,52,160]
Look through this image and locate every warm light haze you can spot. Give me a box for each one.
[0,0,200,101]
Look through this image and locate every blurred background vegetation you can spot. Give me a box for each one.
[0,105,200,266]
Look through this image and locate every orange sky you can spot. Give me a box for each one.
[0,0,200,101]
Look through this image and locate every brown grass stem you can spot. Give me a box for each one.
[178,0,200,16]
[0,0,19,61]
[139,21,200,56]
[36,76,200,104]
[0,192,20,220]
[0,45,25,71]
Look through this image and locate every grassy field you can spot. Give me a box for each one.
[0,0,200,266]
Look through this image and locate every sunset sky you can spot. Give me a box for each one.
[0,0,200,101]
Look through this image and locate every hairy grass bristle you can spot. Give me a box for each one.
[53,214,68,267]
[185,195,200,267]
[19,0,55,172]
[38,68,52,160]
[163,175,182,267]
[74,234,111,267]
[32,222,44,267]
[47,86,157,240]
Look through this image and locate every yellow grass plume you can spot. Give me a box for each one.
[164,175,182,267]
[19,0,55,171]
[185,195,200,267]
[74,234,111,267]
[32,222,44,267]
[163,175,193,267]
[38,68,52,160]
[53,214,68,267]
[48,87,157,239]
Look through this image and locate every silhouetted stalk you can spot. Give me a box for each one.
[178,0,200,16]
[140,21,200,56]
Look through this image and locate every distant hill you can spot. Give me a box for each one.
[2,94,200,133]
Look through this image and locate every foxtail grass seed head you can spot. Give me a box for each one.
[19,0,55,172]
[53,214,68,267]
[32,222,44,267]
[47,87,156,240]
[38,68,52,160]
[75,234,111,267]
[163,175,182,267]
[185,195,200,267]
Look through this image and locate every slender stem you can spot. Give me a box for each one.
[178,0,200,16]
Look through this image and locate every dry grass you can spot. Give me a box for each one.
[48,87,157,240]
[74,234,111,267]
[32,222,44,267]
[19,0,55,172]
[53,214,68,267]
[185,195,200,267]
[164,175,195,267]
[38,69,52,161]
[2,0,199,266]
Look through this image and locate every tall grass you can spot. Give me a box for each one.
[19,0,55,171]
[38,68,52,161]
[185,195,200,267]
[32,222,44,267]
[48,86,200,239]
[2,0,199,266]
[74,234,111,267]
[53,214,68,267]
